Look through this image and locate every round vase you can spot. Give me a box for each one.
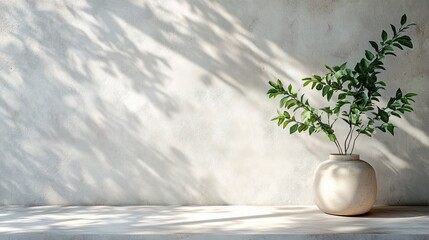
[313,154,377,216]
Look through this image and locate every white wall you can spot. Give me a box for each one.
[0,0,428,205]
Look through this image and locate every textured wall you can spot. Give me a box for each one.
[0,0,428,205]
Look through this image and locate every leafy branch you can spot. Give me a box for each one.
[267,14,417,155]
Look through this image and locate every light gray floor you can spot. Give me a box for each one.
[0,206,428,239]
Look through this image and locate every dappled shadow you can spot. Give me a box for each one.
[0,0,428,205]
[0,0,324,205]
[0,1,233,205]
[0,206,428,235]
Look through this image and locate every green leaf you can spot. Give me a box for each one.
[377,125,386,132]
[298,124,307,132]
[278,118,285,126]
[313,75,322,81]
[377,81,386,86]
[398,39,413,48]
[280,97,288,107]
[301,110,311,121]
[288,98,297,106]
[398,35,411,41]
[328,134,337,142]
[327,90,334,101]
[401,14,407,25]
[385,52,397,56]
[290,124,299,134]
[402,106,414,112]
[303,80,312,87]
[268,81,277,88]
[360,58,369,70]
[393,43,403,50]
[316,84,323,91]
[396,88,403,98]
[391,112,401,118]
[379,110,389,123]
[283,120,292,128]
[385,46,394,51]
[338,93,347,100]
[322,86,329,96]
[401,98,409,104]
[382,30,388,41]
[387,124,395,135]
[267,89,278,94]
[309,126,315,135]
[390,24,397,35]
[334,70,344,79]
[362,130,372,137]
[369,41,379,52]
[365,50,374,60]
[405,92,418,97]
[283,111,290,119]
[286,100,296,109]
[288,84,293,93]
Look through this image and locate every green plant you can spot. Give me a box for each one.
[267,14,417,155]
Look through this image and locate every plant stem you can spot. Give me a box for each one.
[346,125,356,153]
[333,139,343,154]
[344,102,355,154]
[336,139,343,154]
[350,132,361,154]
[344,121,353,154]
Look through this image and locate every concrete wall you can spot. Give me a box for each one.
[0,0,428,205]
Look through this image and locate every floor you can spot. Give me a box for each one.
[0,206,428,239]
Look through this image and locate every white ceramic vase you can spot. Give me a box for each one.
[313,154,377,216]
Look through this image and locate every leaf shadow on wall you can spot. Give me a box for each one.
[0,0,232,205]
[0,0,428,205]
